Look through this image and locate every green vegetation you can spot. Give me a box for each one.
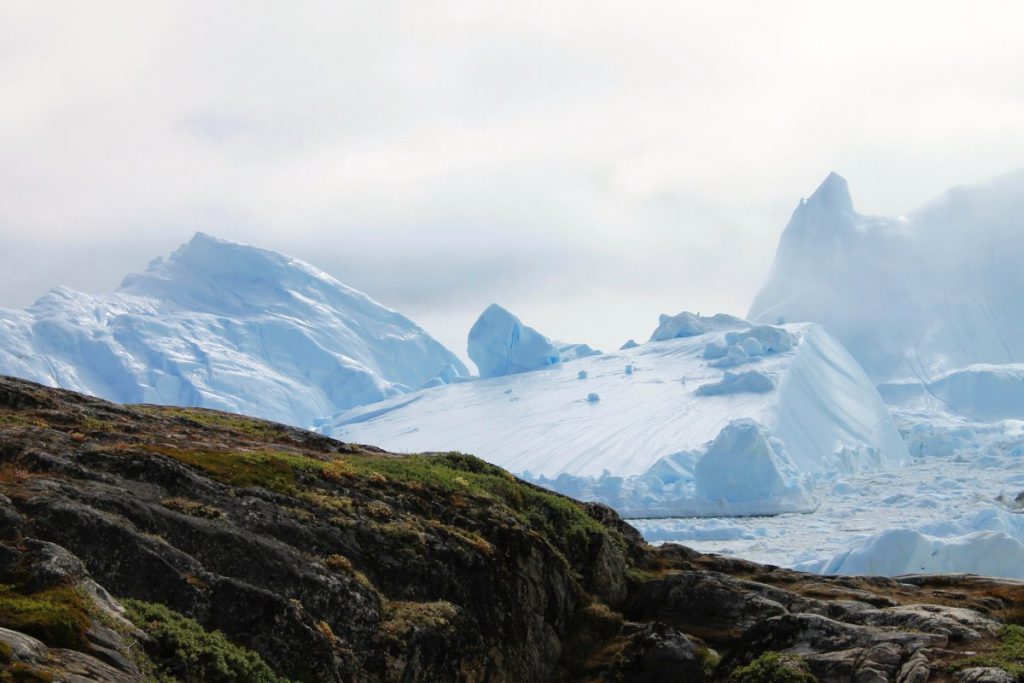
[146,446,322,493]
[0,584,91,650]
[1,664,55,682]
[325,451,626,561]
[0,414,45,428]
[698,646,721,679]
[76,415,118,432]
[952,624,1024,677]
[729,652,817,683]
[141,406,287,441]
[123,599,293,683]
[379,600,459,639]
[625,566,656,586]
[161,497,224,519]
[146,443,623,576]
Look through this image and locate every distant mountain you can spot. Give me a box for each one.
[750,170,1024,384]
[0,233,466,426]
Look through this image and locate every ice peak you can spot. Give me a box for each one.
[804,171,854,214]
[468,304,560,378]
[118,233,312,301]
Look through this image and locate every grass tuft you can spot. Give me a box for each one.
[0,584,91,650]
[952,624,1024,677]
[729,652,817,683]
[123,599,294,683]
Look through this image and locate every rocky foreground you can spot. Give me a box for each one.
[0,376,1022,682]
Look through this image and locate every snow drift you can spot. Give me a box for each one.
[0,233,466,427]
[323,320,908,517]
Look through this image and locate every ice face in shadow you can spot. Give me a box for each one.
[0,233,466,427]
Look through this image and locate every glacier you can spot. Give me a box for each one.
[323,318,908,517]
[0,233,466,427]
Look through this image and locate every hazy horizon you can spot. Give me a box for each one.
[2,1,1023,360]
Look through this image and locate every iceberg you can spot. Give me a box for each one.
[808,528,1024,579]
[467,304,561,378]
[0,233,466,427]
[324,320,907,517]
[750,169,1024,385]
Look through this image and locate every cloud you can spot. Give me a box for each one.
[1,1,1023,358]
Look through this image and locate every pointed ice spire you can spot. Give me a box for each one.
[804,171,854,215]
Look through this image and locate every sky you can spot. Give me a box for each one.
[1,1,1023,362]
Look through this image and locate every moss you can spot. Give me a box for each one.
[1,664,55,682]
[379,600,459,639]
[363,501,394,519]
[122,599,294,683]
[0,414,45,428]
[729,652,817,683]
[424,519,495,555]
[140,406,288,441]
[698,646,721,679]
[0,640,12,663]
[324,554,354,572]
[161,497,224,519]
[325,452,626,568]
[0,584,91,650]
[625,566,656,586]
[146,446,320,493]
[952,624,1024,677]
[76,415,118,433]
[297,490,353,514]
[147,445,623,578]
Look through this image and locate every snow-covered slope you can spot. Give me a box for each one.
[323,321,908,517]
[750,170,1024,384]
[0,233,466,426]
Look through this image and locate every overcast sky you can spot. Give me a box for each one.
[2,1,1023,361]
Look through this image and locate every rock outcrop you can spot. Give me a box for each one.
[1,375,1023,682]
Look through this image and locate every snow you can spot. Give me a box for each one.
[749,169,1024,384]
[557,342,602,362]
[324,321,907,517]
[650,311,748,342]
[0,233,466,427]
[695,370,776,395]
[467,304,561,378]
